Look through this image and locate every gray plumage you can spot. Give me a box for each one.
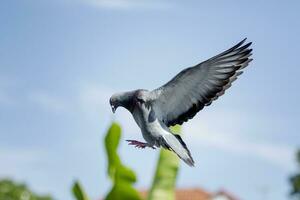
[109,38,253,167]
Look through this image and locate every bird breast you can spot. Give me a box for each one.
[132,102,165,140]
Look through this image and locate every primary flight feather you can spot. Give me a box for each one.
[109,38,253,166]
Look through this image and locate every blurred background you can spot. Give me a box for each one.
[1,0,300,200]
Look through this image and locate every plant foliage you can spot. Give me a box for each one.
[0,179,53,200]
[72,181,89,200]
[290,150,300,199]
[104,122,142,200]
[147,125,181,200]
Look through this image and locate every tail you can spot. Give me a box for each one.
[162,132,195,167]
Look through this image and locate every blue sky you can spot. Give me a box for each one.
[1,0,300,199]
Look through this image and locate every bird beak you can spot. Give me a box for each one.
[111,105,116,113]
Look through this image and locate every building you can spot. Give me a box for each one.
[140,188,239,200]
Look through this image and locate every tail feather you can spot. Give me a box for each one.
[162,133,195,167]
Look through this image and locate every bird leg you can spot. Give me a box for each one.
[126,140,156,149]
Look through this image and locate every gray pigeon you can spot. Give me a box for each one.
[109,38,253,166]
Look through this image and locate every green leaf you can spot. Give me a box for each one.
[105,122,122,180]
[290,149,300,198]
[72,181,89,200]
[147,125,181,200]
[0,179,53,200]
[104,122,142,200]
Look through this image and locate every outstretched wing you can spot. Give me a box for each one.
[151,38,253,127]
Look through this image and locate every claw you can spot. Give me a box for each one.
[126,140,156,149]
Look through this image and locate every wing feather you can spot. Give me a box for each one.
[151,38,253,126]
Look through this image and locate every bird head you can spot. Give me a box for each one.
[109,90,137,113]
[109,94,120,113]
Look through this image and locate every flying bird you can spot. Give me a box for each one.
[109,38,253,166]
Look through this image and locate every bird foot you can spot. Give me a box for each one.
[126,140,156,149]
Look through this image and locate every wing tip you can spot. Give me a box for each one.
[235,38,247,49]
[238,38,253,51]
[185,157,195,167]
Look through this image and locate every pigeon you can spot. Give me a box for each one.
[109,38,253,166]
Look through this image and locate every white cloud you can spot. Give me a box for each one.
[77,84,297,171]
[184,111,296,171]
[78,83,113,113]
[28,91,69,113]
[78,83,140,136]
[78,0,172,10]
[0,148,42,176]
[27,82,295,172]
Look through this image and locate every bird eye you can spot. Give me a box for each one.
[136,97,145,103]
